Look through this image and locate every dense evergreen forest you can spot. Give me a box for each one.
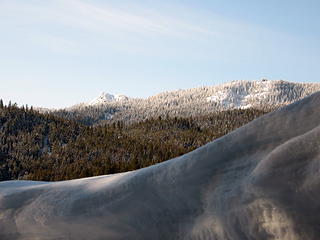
[0,100,270,181]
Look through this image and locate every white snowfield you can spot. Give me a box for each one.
[2,92,320,240]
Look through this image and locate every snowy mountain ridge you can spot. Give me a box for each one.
[55,79,320,124]
[86,79,320,109]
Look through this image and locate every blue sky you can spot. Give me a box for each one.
[1,0,319,108]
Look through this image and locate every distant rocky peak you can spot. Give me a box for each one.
[88,92,128,105]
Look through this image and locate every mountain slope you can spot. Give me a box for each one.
[57,80,320,125]
[1,92,320,239]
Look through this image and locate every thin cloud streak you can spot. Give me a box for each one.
[62,0,217,38]
[0,0,216,38]
[0,0,298,60]
[0,0,226,56]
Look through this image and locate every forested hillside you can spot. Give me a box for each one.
[0,101,270,181]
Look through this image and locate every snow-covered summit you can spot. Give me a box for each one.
[205,79,275,108]
[88,92,128,105]
[60,79,320,124]
[78,80,320,110]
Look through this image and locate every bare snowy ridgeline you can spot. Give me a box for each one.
[2,92,320,240]
[55,80,320,124]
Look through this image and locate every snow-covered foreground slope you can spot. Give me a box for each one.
[2,93,320,240]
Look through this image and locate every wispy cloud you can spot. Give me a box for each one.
[0,0,288,59]
[0,0,215,37]
[0,0,222,55]
[59,0,216,38]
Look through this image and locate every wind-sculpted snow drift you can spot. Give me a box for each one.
[1,93,320,240]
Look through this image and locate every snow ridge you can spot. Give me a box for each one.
[86,79,320,110]
[56,79,320,123]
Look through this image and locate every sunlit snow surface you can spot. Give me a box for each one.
[88,92,128,105]
[53,80,320,124]
[2,92,320,240]
[87,80,320,110]
[206,80,273,108]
